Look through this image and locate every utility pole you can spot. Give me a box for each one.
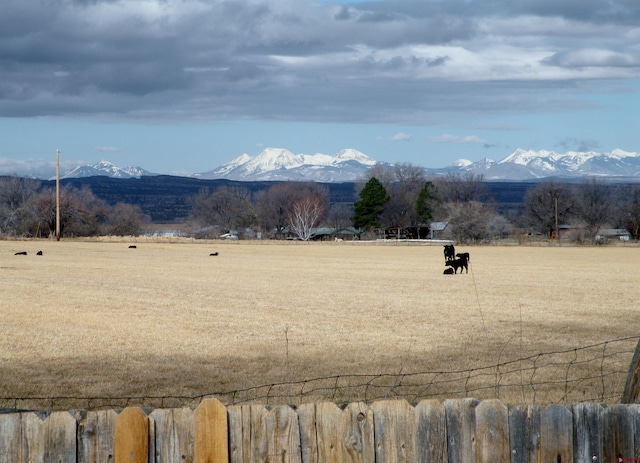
[56,149,60,241]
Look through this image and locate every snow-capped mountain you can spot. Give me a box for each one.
[52,148,640,182]
[198,148,379,182]
[454,148,640,180]
[58,161,154,179]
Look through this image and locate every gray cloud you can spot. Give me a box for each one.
[0,0,637,124]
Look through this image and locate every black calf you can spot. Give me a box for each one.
[445,258,468,274]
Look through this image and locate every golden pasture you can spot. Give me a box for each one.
[1,238,638,410]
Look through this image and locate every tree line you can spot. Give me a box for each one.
[0,176,147,238]
[2,167,640,242]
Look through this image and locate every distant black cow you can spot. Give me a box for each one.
[443,267,454,275]
[456,252,470,265]
[14,251,27,255]
[128,245,137,249]
[445,258,468,274]
[443,244,455,262]
[209,252,219,256]
[36,250,43,256]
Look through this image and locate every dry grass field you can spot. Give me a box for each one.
[1,238,639,410]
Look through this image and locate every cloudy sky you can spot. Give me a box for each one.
[1,0,639,177]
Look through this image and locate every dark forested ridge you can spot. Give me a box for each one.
[42,175,535,223]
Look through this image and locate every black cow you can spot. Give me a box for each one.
[456,252,470,264]
[445,258,468,274]
[443,267,454,275]
[209,252,219,256]
[14,251,27,255]
[36,250,43,256]
[443,244,455,262]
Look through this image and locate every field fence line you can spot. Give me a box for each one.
[2,335,638,412]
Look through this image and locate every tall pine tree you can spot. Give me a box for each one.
[353,177,388,230]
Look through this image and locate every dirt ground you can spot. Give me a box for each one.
[1,238,638,410]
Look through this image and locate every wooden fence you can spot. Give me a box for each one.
[1,397,640,462]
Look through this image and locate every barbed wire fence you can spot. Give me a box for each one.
[2,335,637,412]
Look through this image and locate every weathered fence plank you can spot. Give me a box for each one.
[265,405,301,463]
[508,404,540,463]
[414,400,446,463]
[572,402,603,463]
[115,407,149,463]
[475,399,509,463]
[6,399,640,462]
[150,407,194,463]
[298,401,374,463]
[603,404,635,463]
[540,404,572,463]
[75,409,117,463]
[0,412,22,463]
[371,399,415,463]
[227,405,245,463]
[444,398,479,463]
[43,411,76,463]
[21,412,46,463]
[228,404,301,463]
[194,398,228,463]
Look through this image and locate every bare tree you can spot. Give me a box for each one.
[619,184,640,240]
[254,182,329,238]
[523,181,576,237]
[107,203,148,236]
[432,172,487,204]
[574,178,614,241]
[287,195,326,241]
[188,185,254,234]
[444,200,495,243]
[0,176,41,236]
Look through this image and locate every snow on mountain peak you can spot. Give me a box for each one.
[450,159,473,167]
[334,149,377,165]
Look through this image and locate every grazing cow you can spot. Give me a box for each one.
[14,251,27,255]
[443,267,454,275]
[36,250,43,256]
[128,245,137,249]
[443,244,455,262]
[209,252,219,256]
[445,258,468,274]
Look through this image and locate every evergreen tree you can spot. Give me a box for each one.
[353,177,388,230]
[415,181,437,224]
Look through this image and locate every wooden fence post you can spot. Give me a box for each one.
[371,400,415,463]
[622,336,640,403]
[194,398,228,463]
[115,407,149,463]
[475,399,509,463]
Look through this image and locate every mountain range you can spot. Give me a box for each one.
[55,148,640,182]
